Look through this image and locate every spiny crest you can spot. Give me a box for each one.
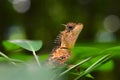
[50,45,59,55]
[54,32,62,45]
[54,22,76,45]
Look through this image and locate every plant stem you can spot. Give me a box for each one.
[59,57,92,77]
[26,41,41,67]
[0,52,16,65]
[32,50,41,66]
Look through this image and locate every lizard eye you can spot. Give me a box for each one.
[67,26,74,30]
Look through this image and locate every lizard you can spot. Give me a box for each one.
[48,22,83,66]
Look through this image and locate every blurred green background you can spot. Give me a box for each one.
[1,0,120,80]
[1,0,120,47]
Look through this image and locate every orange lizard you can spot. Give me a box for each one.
[48,22,83,66]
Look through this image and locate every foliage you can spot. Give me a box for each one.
[0,40,120,80]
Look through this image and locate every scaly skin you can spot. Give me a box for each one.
[48,22,83,66]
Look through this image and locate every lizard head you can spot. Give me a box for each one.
[65,22,83,32]
[61,22,83,49]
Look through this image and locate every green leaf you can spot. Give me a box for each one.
[71,47,101,61]
[74,54,112,80]
[6,40,42,66]
[97,60,114,71]
[10,53,33,61]
[59,57,92,77]
[0,51,23,64]
[3,41,20,50]
[86,74,94,79]
[100,46,120,56]
[7,40,42,51]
